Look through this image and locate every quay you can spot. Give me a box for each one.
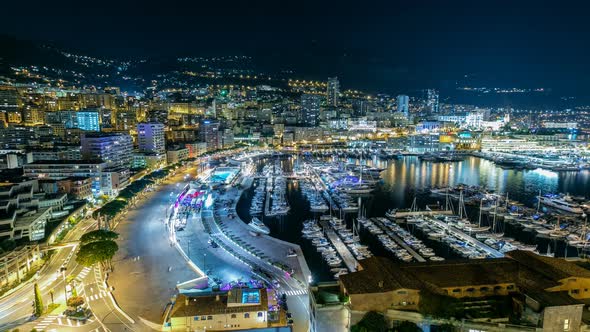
[319,219,358,272]
[372,218,426,263]
[425,216,504,258]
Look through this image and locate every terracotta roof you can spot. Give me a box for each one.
[170,289,268,318]
[506,250,590,281]
[340,256,421,294]
[401,258,520,288]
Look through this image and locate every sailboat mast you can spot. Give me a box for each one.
[478,199,483,227]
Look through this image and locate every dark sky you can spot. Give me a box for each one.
[2,0,590,94]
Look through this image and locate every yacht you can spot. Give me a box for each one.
[539,194,585,214]
[248,217,270,235]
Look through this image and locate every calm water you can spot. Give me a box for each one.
[236,156,590,282]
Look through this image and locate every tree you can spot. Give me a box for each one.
[79,230,118,245]
[33,283,43,317]
[393,321,421,332]
[66,296,85,310]
[75,240,118,270]
[1,238,16,251]
[351,311,388,332]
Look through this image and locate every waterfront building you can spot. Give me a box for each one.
[77,110,101,131]
[327,77,340,107]
[137,122,166,154]
[339,251,589,331]
[480,137,542,152]
[163,288,284,331]
[542,121,578,129]
[396,95,409,118]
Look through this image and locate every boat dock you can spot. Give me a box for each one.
[264,176,272,216]
[372,218,427,262]
[393,210,454,218]
[319,220,358,272]
[426,217,504,258]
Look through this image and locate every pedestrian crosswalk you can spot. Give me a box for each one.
[284,289,307,296]
[76,266,92,282]
[85,290,108,302]
[33,315,59,330]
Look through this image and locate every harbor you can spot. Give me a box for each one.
[233,152,590,282]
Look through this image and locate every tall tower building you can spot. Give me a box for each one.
[426,89,439,113]
[77,110,101,131]
[137,122,165,154]
[81,132,133,170]
[326,77,340,107]
[0,86,20,126]
[397,95,410,118]
[301,94,322,126]
[199,120,221,151]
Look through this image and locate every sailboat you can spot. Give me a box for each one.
[457,191,489,233]
[549,217,569,238]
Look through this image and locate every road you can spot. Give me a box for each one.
[0,212,99,331]
[107,168,204,327]
[201,179,311,332]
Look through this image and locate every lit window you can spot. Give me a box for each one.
[564,319,570,331]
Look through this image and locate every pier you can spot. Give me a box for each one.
[425,217,504,258]
[319,220,358,272]
[392,210,454,218]
[372,218,427,262]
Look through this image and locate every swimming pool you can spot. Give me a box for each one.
[210,167,240,184]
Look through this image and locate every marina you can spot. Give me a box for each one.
[235,153,590,282]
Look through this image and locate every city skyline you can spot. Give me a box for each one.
[1,3,590,332]
[3,1,590,95]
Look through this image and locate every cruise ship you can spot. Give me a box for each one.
[248,217,270,235]
[539,194,585,214]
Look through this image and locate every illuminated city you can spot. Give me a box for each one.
[1,1,590,332]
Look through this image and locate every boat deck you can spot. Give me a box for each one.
[372,218,426,262]
[319,220,358,272]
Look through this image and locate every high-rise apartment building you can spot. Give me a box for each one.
[81,132,132,170]
[198,120,220,151]
[326,77,340,107]
[301,94,322,126]
[426,89,439,113]
[0,86,20,126]
[137,122,166,154]
[397,95,410,118]
[77,110,100,131]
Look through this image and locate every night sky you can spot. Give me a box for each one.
[2,0,590,93]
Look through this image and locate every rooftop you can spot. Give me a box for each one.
[26,159,105,165]
[170,288,268,318]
